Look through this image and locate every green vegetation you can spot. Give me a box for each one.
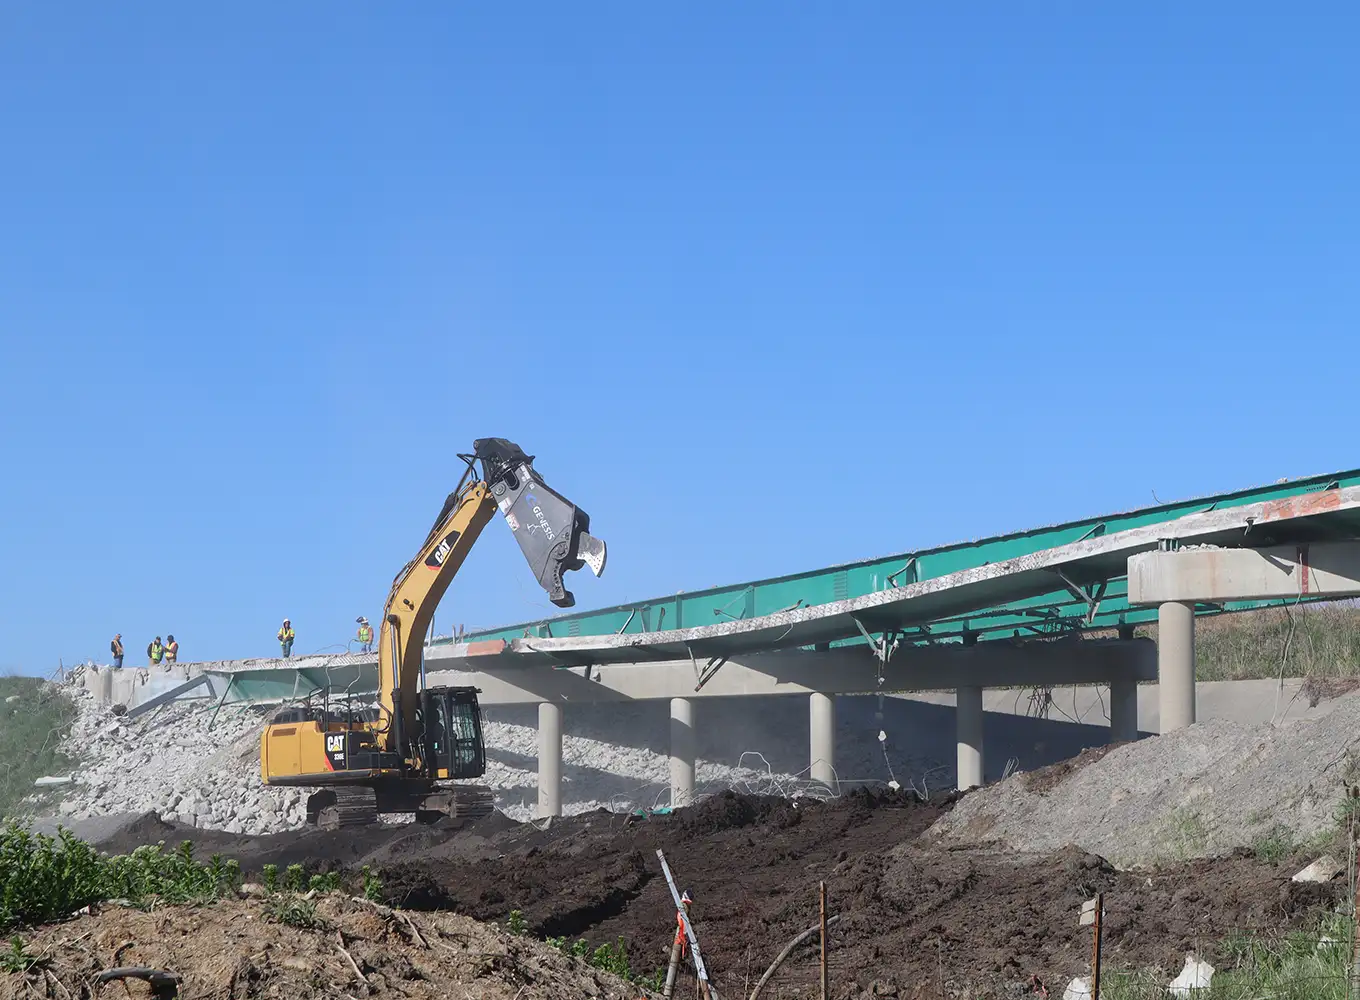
[542,932,663,990]
[1194,603,1360,682]
[1165,806,1209,861]
[360,865,383,903]
[506,908,527,936]
[0,823,240,930]
[1101,914,1353,999]
[264,894,327,930]
[0,677,78,822]
[1,936,40,974]
[1249,823,1298,864]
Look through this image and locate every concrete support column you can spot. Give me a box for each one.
[956,685,984,790]
[1158,601,1196,733]
[537,701,563,819]
[669,698,695,808]
[1109,679,1138,743]
[809,692,836,788]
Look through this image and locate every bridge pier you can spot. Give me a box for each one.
[669,697,695,808]
[537,701,563,818]
[956,685,984,789]
[1158,601,1196,733]
[809,692,836,788]
[1110,678,1139,742]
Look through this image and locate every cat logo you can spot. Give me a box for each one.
[424,530,462,570]
[326,734,346,755]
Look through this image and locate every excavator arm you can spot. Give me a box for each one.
[376,438,606,756]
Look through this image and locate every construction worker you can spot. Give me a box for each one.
[356,617,374,654]
[147,636,164,666]
[164,635,179,663]
[110,634,124,669]
[277,619,295,658]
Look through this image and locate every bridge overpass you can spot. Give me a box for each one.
[87,467,1360,817]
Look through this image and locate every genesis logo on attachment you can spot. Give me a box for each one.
[425,530,461,569]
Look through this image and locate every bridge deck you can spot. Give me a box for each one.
[445,469,1360,653]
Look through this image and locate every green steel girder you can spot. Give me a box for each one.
[443,468,1360,650]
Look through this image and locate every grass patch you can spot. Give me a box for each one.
[1194,603,1360,682]
[1250,823,1299,864]
[0,678,78,822]
[1165,806,1210,861]
[1100,913,1353,999]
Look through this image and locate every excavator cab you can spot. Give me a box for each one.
[417,686,486,780]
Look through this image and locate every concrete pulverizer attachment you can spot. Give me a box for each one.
[473,438,607,608]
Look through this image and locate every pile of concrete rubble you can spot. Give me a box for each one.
[28,681,813,835]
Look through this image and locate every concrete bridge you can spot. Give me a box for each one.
[79,472,1360,817]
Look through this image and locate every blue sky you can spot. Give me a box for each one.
[1,5,1356,674]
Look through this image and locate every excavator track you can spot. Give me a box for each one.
[447,784,495,821]
[306,785,496,828]
[309,788,379,831]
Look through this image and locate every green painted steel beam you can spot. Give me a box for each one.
[442,468,1360,648]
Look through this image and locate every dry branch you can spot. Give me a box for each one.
[748,914,841,1000]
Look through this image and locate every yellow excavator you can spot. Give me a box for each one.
[259,438,607,828]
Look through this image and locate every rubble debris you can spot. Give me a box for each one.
[1167,953,1214,995]
[1291,855,1346,883]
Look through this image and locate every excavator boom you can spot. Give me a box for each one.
[378,439,606,754]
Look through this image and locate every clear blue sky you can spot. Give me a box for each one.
[2,5,1356,674]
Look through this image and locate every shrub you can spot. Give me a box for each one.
[0,823,240,930]
[0,936,39,974]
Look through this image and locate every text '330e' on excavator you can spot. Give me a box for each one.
[259,438,607,829]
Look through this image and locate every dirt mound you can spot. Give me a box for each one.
[0,896,645,1000]
[370,791,1338,997]
[72,790,1347,997]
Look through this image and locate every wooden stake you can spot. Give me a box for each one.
[664,896,691,999]
[656,850,714,1000]
[819,881,828,1000]
[1090,892,1103,1000]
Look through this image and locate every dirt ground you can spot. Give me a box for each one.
[1,895,646,1000]
[74,789,1345,998]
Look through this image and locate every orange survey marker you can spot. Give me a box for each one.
[672,891,693,956]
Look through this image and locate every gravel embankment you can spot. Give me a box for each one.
[927,691,1360,867]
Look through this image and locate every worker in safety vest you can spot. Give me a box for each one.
[147,637,164,666]
[164,635,179,663]
[356,617,374,653]
[277,620,295,658]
